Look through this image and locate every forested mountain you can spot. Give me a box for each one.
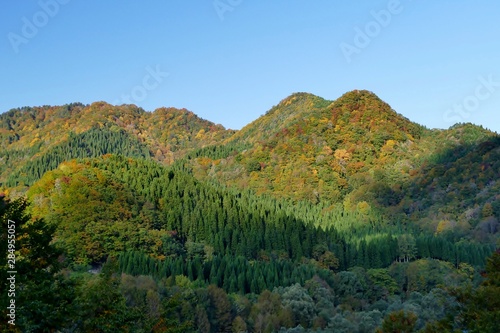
[1,91,499,332]
[186,91,500,244]
[189,90,426,202]
[0,102,232,192]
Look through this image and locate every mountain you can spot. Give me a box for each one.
[189,90,425,201]
[2,91,500,244]
[1,90,499,332]
[228,90,423,145]
[0,102,232,193]
[183,91,499,244]
[226,92,332,144]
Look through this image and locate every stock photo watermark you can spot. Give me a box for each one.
[443,75,500,123]
[7,0,71,54]
[340,0,411,63]
[213,0,243,21]
[113,65,169,105]
[6,219,17,326]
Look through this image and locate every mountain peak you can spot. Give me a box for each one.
[333,89,390,110]
[277,92,323,105]
[228,92,332,144]
[330,90,425,140]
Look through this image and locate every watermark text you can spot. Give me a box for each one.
[6,219,17,326]
[213,0,242,21]
[113,65,169,105]
[7,0,71,54]
[443,75,500,123]
[340,0,411,63]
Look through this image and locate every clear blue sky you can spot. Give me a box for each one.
[1,1,499,132]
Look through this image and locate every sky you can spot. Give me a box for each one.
[1,1,499,132]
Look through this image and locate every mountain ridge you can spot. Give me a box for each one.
[1,90,499,331]
[1,90,499,245]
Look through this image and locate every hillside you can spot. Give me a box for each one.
[228,90,423,145]
[3,160,495,331]
[1,91,499,332]
[2,91,500,244]
[190,90,426,203]
[185,92,500,244]
[0,102,232,193]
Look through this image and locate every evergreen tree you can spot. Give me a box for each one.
[0,196,76,331]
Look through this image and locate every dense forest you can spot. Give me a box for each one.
[1,91,499,332]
